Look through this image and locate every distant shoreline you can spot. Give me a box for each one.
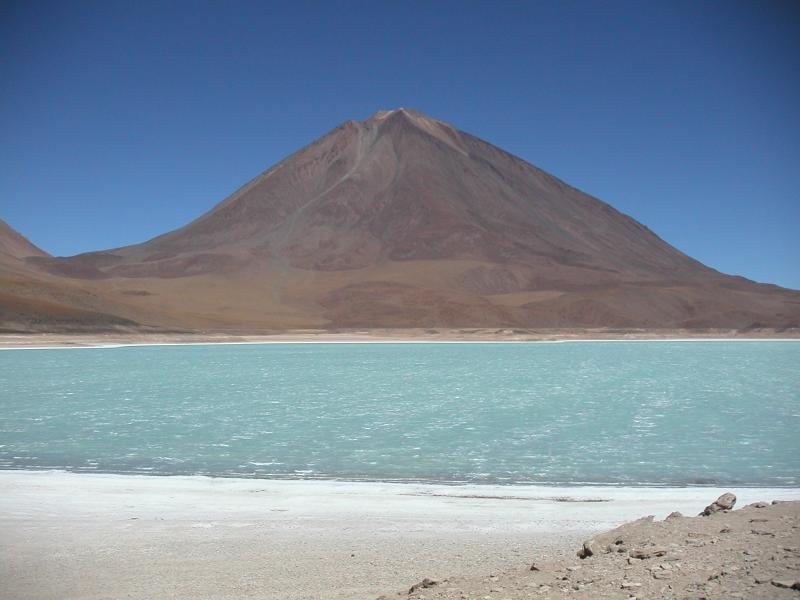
[3,468,800,500]
[1,327,799,349]
[1,466,798,489]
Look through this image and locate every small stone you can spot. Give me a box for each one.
[665,511,683,519]
[751,529,775,536]
[577,538,602,558]
[653,571,672,580]
[529,562,540,571]
[630,547,668,559]
[749,501,769,508]
[771,579,800,590]
[408,578,438,594]
[754,575,771,584]
[620,581,642,589]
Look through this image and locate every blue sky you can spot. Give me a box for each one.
[1,0,798,289]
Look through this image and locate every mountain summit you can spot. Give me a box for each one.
[95,108,700,275]
[4,109,799,331]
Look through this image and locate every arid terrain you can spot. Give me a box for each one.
[382,496,800,600]
[2,108,800,333]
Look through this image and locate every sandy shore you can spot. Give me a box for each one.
[1,327,799,348]
[1,471,799,599]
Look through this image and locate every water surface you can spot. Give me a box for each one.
[1,341,797,486]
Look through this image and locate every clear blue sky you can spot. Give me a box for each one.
[1,0,798,289]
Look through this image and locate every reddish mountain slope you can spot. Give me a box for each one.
[0,219,48,260]
[0,221,139,332]
[4,109,800,331]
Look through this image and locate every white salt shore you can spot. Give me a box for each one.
[1,470,798,599]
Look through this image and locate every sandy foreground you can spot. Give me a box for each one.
[0,472,798,599]
[1,327,799,348]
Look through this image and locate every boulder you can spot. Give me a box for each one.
[700,493,736,516]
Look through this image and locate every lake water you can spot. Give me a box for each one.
[0,341,798,486]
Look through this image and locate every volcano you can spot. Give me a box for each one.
[3,109,799,332]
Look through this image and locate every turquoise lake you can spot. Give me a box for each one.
[0,341,798,486]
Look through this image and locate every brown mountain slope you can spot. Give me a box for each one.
[0,219,48,260]
[5,109,800,331]
[0,222,140,332]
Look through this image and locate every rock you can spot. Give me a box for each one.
[771,579,800,590]
[653,570,673,580]
[750,529,775,536]
[529,563,540,571]
[700,492,737,516]
[577,539,602,558]
[666,511,683,519]
[630,547,668,559]
[578,516,653,558]
[408,578,438,593]
[748,501,769,508]
[620,581,642,589]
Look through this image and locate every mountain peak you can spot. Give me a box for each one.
[10,110,799,332]
[365,107,443,127]
[364,108,465,154]
[0,219,48,260]
[367,107,418,120]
